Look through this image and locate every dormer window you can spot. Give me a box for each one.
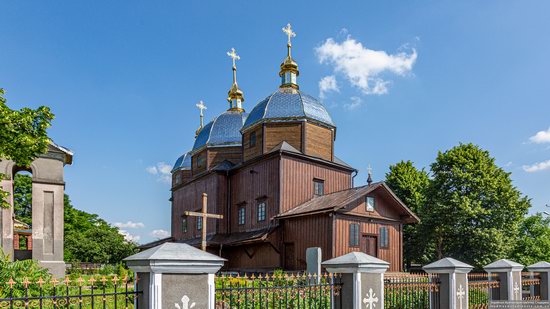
[366,196,375,212]
[313,179,324,196]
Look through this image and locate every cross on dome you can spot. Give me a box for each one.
[195,100,207,137]
[227,47,240,68]
[196,100,207,115]
[282,23,296,45]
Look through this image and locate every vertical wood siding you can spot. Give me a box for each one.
[207,147,242,167]
[344,189,403,221]
[282,214,333,270]
[334,214,403,272]
[242,126,264,161]
[280,156,352,213]
[191,150,207,175]
[304,123,333,161]
[229,156,280,233]
[171,173,227,241]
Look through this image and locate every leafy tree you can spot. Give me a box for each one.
[0,88,54,208]
[385,161,431,267]
[511,214,550,266]
[13,174,138,264]
[0,252,51,297]
[426,143,530,268]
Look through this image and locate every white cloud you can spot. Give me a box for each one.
[150,229,170,239]
[119,230,141,243]
[319,75,339,99]
[523,160,550,173]
[114,221,145,229]
[316,35,417,95]
[344,96,363,110]
[529,128,550,144]
[146,162,172,183]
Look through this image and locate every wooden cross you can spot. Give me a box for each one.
[184,193,223,251]
[282,23,296,45]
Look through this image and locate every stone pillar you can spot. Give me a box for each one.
[322,252,389,309]
[124,242,225,309]
[423,257,473,309]
[306,247,322,283]
[0,174,14,259]
[484,259,524,301]
[527,261,550,300]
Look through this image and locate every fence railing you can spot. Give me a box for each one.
[468,272,500,309]
[522,272,542,301]
[384,273,441,309]
[0,275,141,308]
[215,272,342,308]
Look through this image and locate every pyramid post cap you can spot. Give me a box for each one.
[322,252,389,273]
[483,259,524,272]
[527,261,550,272]
[423,257,474,274]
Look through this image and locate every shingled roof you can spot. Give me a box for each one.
[276,182,419,223]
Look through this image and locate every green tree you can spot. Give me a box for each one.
[385,161,431,267]
[0,88,54,208]
[13,174,138,264]
[426,143,530,268]
[511,214,550,266]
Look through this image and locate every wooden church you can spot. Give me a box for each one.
[165,24,419,272]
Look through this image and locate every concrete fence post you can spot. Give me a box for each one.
[484,259,524,301]
[322,252,389,309]
[124,243,225,309]
[527,261,550,300]
[423,257,474,309]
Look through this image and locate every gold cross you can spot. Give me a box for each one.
[226,48,240,68]
[282,23,296,45]
[184,193,223,251]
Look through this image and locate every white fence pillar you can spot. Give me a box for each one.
[528,261,550,300]
[484,259,524,301]
[423,257,473,309]
[124,243,225,309]
[322,252,389,309]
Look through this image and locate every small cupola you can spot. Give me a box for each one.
[279,23,299,89]
[226,48,245,112]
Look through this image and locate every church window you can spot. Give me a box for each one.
[197,217,203,231]
[366,196,375,212]
[313,179,325,196]
[379,226,389,248]
[196,153,206,169]
[238,207,246,225]
[349,223,360,247]
[257,201,266,222]
[175,173,182,185]
[250,131,257,148]
[182,218,188,233]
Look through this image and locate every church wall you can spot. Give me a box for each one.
[171,173,227,241]
[191,150,207,175]
[281,214,333,270]
[280,155,352,213]
[304,123,333,162]
[264,123,302,153]
[229,156,280,234]
[242,125,264,161]
[343,188,403,221]
[333,214,403,272]
[222,243,281,271]
[207,146,242,168]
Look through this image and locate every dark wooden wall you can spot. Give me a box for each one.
[229,156,280,233]
[192,150,207,175]
[280,156,352,213]
[344,189,403,221]
[242,125,263,161]
[171,173,227,240]
[304,123,333,161]
[282,214,333,270]
[223,243,281,271]
[333,214,403,272]
[208,146,242,168]
[264,123,302,153]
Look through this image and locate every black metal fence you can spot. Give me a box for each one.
[384,273,441,309]
[0,275,141,308]
[215,272,342,308]
[522,272,542,301]
[468,273,500,309]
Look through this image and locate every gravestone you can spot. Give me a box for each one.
[306,247,321,283]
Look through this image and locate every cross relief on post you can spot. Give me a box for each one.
[363,288,379,309]
[456,284,466,309]
[513,281,520,300]
[184,193,223,251]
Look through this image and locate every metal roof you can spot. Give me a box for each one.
[192,110,248,151]
[243,88,334,130]
[172,152,192,172]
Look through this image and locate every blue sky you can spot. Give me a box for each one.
[2,0,550,243]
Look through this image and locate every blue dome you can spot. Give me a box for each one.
[172,151,192,172]
[242,88,334,130]
[192,110,248,151]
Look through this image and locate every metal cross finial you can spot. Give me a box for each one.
[227,48,240,68]
[368,164,373,175]
[282,23,296,45]
[196,100,207,116]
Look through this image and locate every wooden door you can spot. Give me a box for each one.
[361,235,378,257]
[284,243,296,270]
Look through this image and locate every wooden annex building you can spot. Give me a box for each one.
[151,25,419,272]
